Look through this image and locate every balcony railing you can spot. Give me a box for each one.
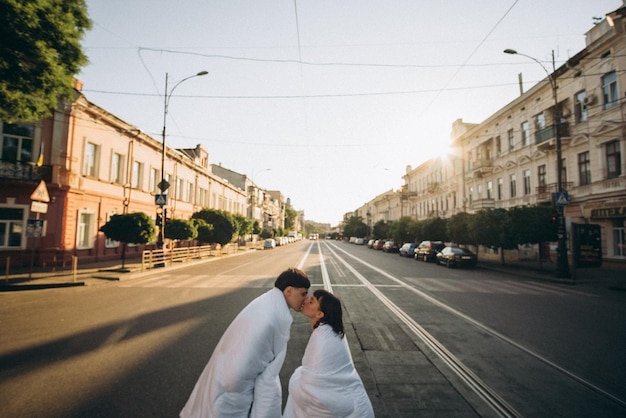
[535,122,570,145]
[0,160,52,182]
[536,182,573,202]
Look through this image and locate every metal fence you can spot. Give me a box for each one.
[141,243,242,271]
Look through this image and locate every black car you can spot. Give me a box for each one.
[436,246,477,268]
[415,240,445,262]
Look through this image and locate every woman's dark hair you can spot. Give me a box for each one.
[274,268,310,290]
[314,289,344,338]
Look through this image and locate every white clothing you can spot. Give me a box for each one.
[283,324,374,418]
[181,287,292,418]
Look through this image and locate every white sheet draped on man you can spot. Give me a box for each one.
[181,287,292,418]
[283,324,374,418]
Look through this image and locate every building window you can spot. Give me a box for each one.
[521,121,530,146]
[538,164,547,187]
[495,136,501,157]
[510,174,517,198]
[0,206,26,248]
[535,113,545,130]
[575,91,588,122]
[104,212,119,248]
[508,129,515,151]
[131,161,142,189]
[487,181,493,199]
[497,177,503,200]
[77,210,95,249]
[1,123,33,162]
[602,71,618,110]
[176,178,184,200]
[606,140,621,179]
[578,151,591,185]
[523,169,531,195]
[110,152,123,183]
[82,141,98,177]
[149,167,159,193]
[187,182,193,202]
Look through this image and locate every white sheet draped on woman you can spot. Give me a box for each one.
[283,324,374,418]
[181,287,292,418]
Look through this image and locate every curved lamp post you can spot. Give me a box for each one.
[504,49,570,278]
[158,70,208,250]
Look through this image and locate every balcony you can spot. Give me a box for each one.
[535,122,570,151]
[535,182,573,203]
[471,159,493,178]
[0,160,52,183]
[472,198,495,210]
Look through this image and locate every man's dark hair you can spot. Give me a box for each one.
[274,268,310,290]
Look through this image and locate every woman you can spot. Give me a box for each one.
[283,289,374,418]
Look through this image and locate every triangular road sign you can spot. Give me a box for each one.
[30,180,50,202]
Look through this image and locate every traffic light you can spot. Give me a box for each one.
[164,208,170,224]
[156,207,163,226]
[550,212,558,223]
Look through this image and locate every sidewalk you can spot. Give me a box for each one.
[1,253,624,292]
[478,257,626,290]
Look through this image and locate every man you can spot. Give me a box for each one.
[180,267,311,418]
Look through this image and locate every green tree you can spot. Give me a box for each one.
[389,217,416,244]
[446,212,474,245]
[191,218,214,245]
[508,205,558,245]
[372,220,389,239]
[421,217,448,242]
[99,213,155,269]
[232,213,253,241]
[470,208,514,263]
[343,215,367,239]
[164,218,197,244]
[191,209,236,245]
[0,0,91,122]
[284,205,297,231]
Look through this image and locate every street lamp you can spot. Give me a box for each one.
[504,49,570,278]
[158,70,208,250]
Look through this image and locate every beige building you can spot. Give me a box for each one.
[357,6,626,264]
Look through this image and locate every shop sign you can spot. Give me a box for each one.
[590,206,626,219]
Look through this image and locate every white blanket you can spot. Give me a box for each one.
[181,287,292,418]
[283,324,374,418]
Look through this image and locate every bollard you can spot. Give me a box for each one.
[72,256,78,282]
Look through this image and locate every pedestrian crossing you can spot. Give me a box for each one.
[404,277,595,297]
[119,273,276,289]
[119,273,594,297]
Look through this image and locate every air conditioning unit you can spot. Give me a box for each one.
[583,94,597,105]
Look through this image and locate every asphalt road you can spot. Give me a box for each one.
[1,240,625,417]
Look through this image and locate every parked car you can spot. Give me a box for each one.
[436,246,477,268]
[415,240,445,262]
[373,239,385,250]
[355,238,365,245]
[367,239,376,248]
[382,240,399,253]
[263,239,276,249]
[399,242,417,257]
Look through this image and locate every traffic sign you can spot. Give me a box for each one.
[30,180,50,202]
[157,180,170,192]
[553,191,569,207]
[155,194,167,206]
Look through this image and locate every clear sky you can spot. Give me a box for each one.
[78,0,621,225]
